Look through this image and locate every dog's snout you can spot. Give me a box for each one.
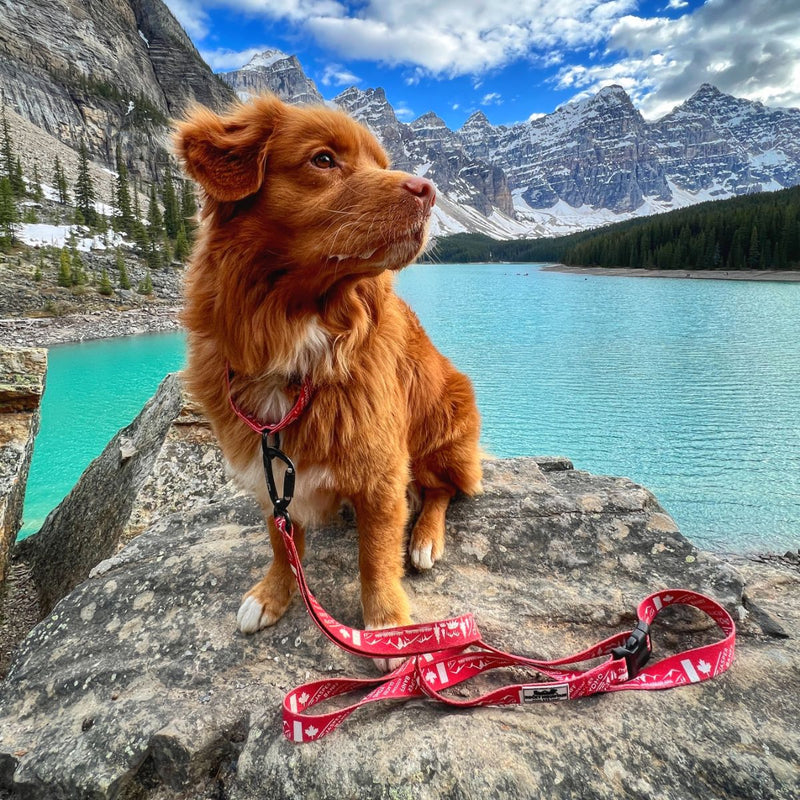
[402,176,436,211]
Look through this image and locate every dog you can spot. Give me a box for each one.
[174,95,482,665]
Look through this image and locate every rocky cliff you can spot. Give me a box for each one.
[0,0,234,177]
[1,374,798,798]
[0,348,45,585]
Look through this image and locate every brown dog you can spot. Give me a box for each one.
[175,96,481,663]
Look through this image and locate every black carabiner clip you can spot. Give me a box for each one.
[261,431,296,524]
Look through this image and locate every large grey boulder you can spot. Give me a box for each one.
[1,457,796,799]
[16,373,184,616]
[0,347,46,585]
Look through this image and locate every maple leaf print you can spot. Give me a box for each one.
[305,726,319,738]
[299,692,310,705]
[697,659,712,675]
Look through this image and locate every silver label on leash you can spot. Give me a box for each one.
[521,684,569,702]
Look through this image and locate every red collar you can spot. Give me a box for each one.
[225,363,314,435]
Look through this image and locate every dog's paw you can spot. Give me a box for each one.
[365,623,412,673]
[237,582,293,634]
[410,542,435,570]
[373,656,409,673]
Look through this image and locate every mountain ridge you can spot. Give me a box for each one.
[221,50,800,238]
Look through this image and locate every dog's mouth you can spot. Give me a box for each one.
[327,218,429,271]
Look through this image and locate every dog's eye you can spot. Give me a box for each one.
[311,152,337,169]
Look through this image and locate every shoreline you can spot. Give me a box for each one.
[0,305,182,348]
[540,265,800,282]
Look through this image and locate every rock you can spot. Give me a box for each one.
[15,373,184,617]
[0,347,46,584]
[1,457,797,799]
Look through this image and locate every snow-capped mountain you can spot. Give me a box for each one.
[220,52,800,238]
[221,50,323,106]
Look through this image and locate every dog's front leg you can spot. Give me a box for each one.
[353,490,413,672]
[352,489,412,631]
[237,514,305,634]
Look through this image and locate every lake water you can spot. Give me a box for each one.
[20,264,800,553]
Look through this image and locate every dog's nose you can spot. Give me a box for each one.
[402,176,436,211]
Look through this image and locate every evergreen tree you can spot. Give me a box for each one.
[147,183,164,237]
[180,179,197,240]
[114,143,133,234]
[0,176,19,245]
[137,268,153,295]
[1,107,15,182]
[11,156,25,197]
[116,249,131,289]
[174,222,190,262]
[53,155,69,204]
[70,247,87,286]
[162,166,180,238]
[31,161,44,202]
[57,247,72,287]
[747,225,760,269]
[98,267,113,296]
[75,140,97,226]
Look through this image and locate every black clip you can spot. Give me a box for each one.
[612,619,651,679]
[261,431,296,524]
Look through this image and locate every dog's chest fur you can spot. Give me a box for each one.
[228,316,339,527]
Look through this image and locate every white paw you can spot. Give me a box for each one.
[373,656,408,673]
[411,542,434,571]
[236,595,278,634]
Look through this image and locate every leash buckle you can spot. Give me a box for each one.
[612,619,651,679]
[261,431,296,524]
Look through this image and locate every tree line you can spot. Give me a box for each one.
[424,185,800,271]
[0,103,197,276]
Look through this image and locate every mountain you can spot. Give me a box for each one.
[225,51,800,238]
[0,0,234,178]
[221,51,323,106]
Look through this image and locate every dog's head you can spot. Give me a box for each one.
[174,95,435,281]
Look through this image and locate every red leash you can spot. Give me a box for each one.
[226,369,736,744]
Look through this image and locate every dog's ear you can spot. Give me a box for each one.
[173,96,285,201]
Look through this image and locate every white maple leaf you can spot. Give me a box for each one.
[697,659,712,675]
[305,725,319,738]
[425,670,438,683]
[663,594,674,603]
[340,628,350,639]
[299,692,309,705]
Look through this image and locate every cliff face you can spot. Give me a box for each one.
[0,348,46,584]
[0,0,234,176]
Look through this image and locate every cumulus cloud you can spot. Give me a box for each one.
[481,92,503,105]
[199,47,276,71]
[321,63,361,86]
[555,0,800,118]
[164,0,211,40]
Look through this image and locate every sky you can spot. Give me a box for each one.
[164,0,800,129]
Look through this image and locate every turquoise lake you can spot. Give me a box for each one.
[20,264,800,553]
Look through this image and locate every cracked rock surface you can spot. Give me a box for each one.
[0,458,797,799]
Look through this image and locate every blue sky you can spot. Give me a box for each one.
[165,0,800,129]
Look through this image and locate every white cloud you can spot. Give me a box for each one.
[394,103,416,120]
[200,47,274,72]
[527,111,547,121]
[555,0,800,118]
[481,92,503,105]
[666,0,688,8]
[164,0,211,40]
[321,63,361,86]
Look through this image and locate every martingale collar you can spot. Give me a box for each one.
[224,362,314,436]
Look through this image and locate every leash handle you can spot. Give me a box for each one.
[282,587,736,742]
